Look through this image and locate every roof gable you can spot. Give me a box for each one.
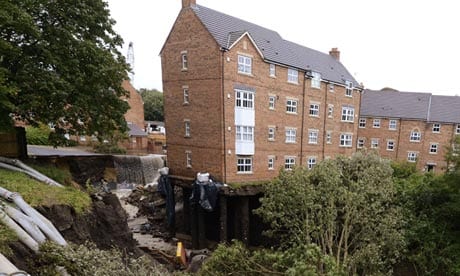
[191,4,358,87]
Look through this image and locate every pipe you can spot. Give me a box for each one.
[0,209,39,252]
[0,157,63,187]
[0,252,30,275]
[0,187,67,246]
[4,205,47,244]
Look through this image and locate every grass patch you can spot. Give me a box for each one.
[0,168,91,214]
[27,162,74,186]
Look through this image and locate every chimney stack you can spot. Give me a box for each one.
[182,0,196,8]
[329,47,340,61]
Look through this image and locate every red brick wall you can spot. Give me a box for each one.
[221,36,361,183]
[357,117,454,172]
[122,80,145,130]
[161,7,224,180]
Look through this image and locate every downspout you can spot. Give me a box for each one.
[356,87,363,152]
[322,82,329,160]
[220,47,228,183]
[396,117,402,160]
[300,73,307,166]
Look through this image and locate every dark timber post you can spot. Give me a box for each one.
[241,197,249,245]
[219,194,227,242]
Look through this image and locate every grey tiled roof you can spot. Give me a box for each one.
[430,95,460,123]
[192,5,359,87]
[128,123,148,137]
[361,89,460,123]
[360,89,431,120]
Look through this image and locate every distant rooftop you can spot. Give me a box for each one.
[361,89,460,123]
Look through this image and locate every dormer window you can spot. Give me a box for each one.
[311,72,321,89]
[345,80,353,97]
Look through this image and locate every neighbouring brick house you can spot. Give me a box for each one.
[358,89,460,173]
[75,80,148,152]
[161,0,362,183]
[120,80,148,152]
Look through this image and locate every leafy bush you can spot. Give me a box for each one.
[199,240,342,276]
[34,242,171,275]
[26,124,52,145]
[255,152,405,275]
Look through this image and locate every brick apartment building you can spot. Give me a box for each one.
[358,89,460,173]
[161,0,362,183]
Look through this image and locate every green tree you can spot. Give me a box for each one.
[140,88,163,121]
[256,152,405,274]
[0,0,130,145]
[396,141,460,275]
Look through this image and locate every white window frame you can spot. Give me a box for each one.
[268,96,276,110]
[269,63,276,77]
[307,156,316,170]
[341,106,354,122]
[371,138,379,149]
[186,151,192,168]
[287,68,298,83]
[79,135,86,142]
[286,99,298,114]
[407,152,418,163]
[311,72,321,89]
[184,120,191,137]
[284,156,296,170]
[432,123,441,133]
[237,55,252,74]
[387,140,395,151]
[328,83,335,93]
[328,105,334,118]
[285,128,297,143]
[359,118,366,128]
[183,87,189,104]
[456,124,460,135]
[410,130,421,142]
[430,143,439,154]
[268,127,275,141]
[357,138,365,149]
[309,103,320,117]
[268,156,275,170]
[181,51,188,70]
[235,89,254,109]
[389,119,397,130]
[345,80,353,97]
[340,133,353,147]
[237,156,253,173]
[236,125,254,142]
[373,119,381,128]
[326,131,332,144]
[308,129,319,144]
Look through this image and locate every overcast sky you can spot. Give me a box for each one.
[107,0,460,96]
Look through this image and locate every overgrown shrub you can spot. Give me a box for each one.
[34,242,170,275]
[199,240,343,276]
[26,124,51,145]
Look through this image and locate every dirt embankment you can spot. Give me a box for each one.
[7,193,139,271]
